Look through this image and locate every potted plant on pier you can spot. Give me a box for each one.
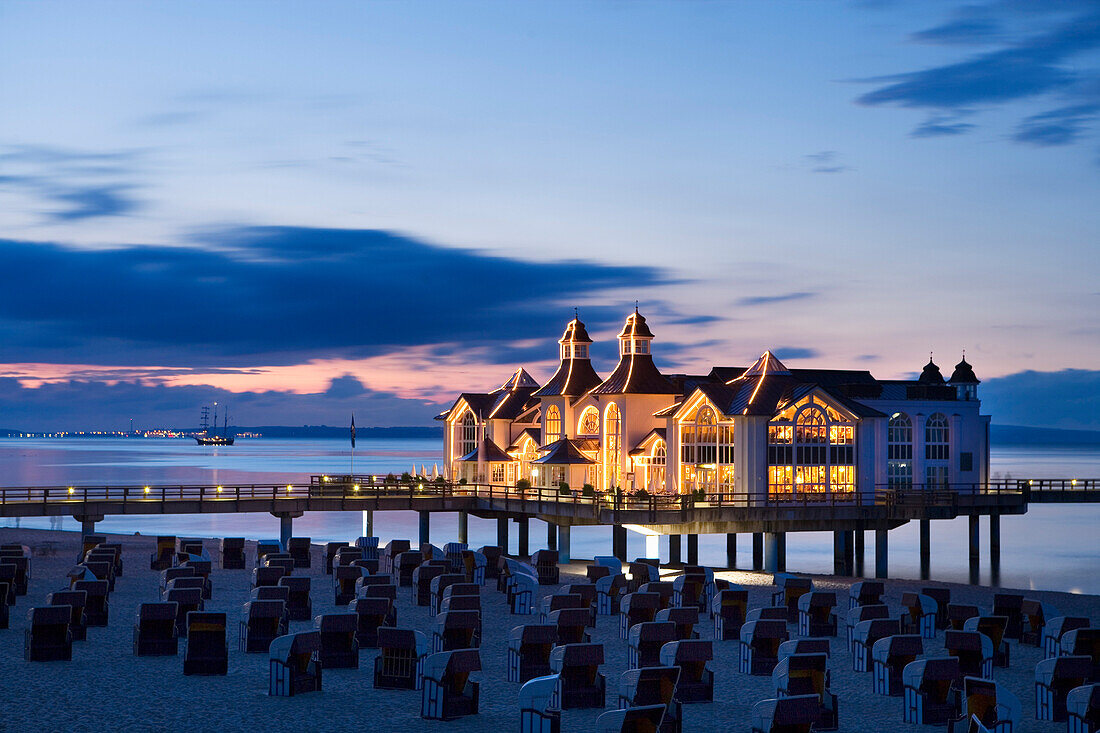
[515,478,531,496]
[558,481,571,497]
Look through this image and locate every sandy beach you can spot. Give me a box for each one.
[1,526,1096,733]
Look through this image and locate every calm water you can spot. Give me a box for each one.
[1,438,1098,593]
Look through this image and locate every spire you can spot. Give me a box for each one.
[534,314,603,397]
[590,309,676,395]
[499,367,539,391]
[918,354,945,384]
[949,353,980,384]
[742,350,791,378]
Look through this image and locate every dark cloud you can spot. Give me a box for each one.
[772,347,821,360]
[0,145,144,222]
[981,369,1100,430]
[910,115,976,138]
[910,17,1002,46]
[803,151,851,174]
[0,227,680,367]
[735,291,818,307]
[1013,103,1100,145]
[48,184,140,221]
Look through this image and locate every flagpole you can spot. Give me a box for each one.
[350,413,356,477]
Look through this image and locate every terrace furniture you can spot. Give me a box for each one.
[165,587,202,638]
[550,643,606,709]
[351,597,394,648]
[1036,655,1093,721]
[848,580,884,609]
[597,574,627,616]
[73,579,108,626]
[617,666,682,733]
[1062,628,1100,682]
[150,536,176,570]
[1044,616,1091,658]
[519,674,561,733]
[421,649,481,721]
[269,630,322,696]
[286,537,312,569]
[771,573,813,623]
[1021,599,1057,647]
[183,611,228,675]
[900,592,938,639]
[619,592,660,640]
[992,593,1025,640]
[324,542,349,574]
[239,599,287,653]
[872,635,923,696]
[739,619,789,676]
[948,603,980,630]
[133,602,178,656]
[25,605,73,661]
[278,576,312,621]
[431,609,481,653]
[750,695,821,733]
[853,618,900,673]
[964,615,1010,667]
[903,656,963,725]
[846,604,889,653]
[46,589,87,641]
[659,639,713,703]
[219,537,246,569]
[947,676,1021,733]
[548,608,591,646]
[797,591,837,637]
[1067,683,1100,733]
[712,588,748,640]
[655,606,698,641]
[946,630,994,678]
[772,652,838,731]
[373,627,430,690]
[921,586,951,630]
[315,612,359,669]
[508,624,557,683]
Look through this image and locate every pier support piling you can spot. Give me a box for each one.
[496,517,509,553]
[77,516,101,537]
[752,533,764,571]
[726,533,737,569]
[547,522,557,552]
[764,532,785,573]
[874,529,888,579]
[686,534,699,566]
[668,534,682,566]
[558,525,571,564]
[989,513,1001,587]
[362,510,374,540]
[457,511,468,545]
[968,515,980,585]
[612,525,627,562]
[854,529,865,577]
[517,518,529,558]
[418,511,431,547]
[919,519,931,581]
[279,515,294,549]
[833,530,854,576]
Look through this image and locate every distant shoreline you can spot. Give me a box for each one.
[0,425,444,439]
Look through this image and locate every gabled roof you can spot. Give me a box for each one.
[533,438,596,465]
[457,437,512,463]
[629,428,667,457]
[440,367,541,423]
[507,428,542,452]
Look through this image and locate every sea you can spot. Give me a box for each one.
[2,437,1098,594]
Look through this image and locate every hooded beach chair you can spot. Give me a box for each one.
[597,705,667,733]
[373,627,430,689]
[672,573,705,612]
[183,611,228,675]
[78,534,105,562]
[73,579,108,626]
[903,656,962,725]
[286,537,312,569]
[1062,628,1100,683]
[797,591,837,637]
[992,593,1025,640]
[351,597,394,648]
[355,535,380,560]
[712,588,749,640]
[772,652,837,731]
[421,649,481,720]
[771,573,812,623]
[947,629,994,678]
[461,550,488,585]
[0,582,9,630]
[46,589,87,642]
[948,603,981,630]
[549,608,591,646]
[358,581,398,604]
[25,605,73,661]
[269,630,322,696]
[443,542,467,573]
[872,634,923,696]
[176,538,203,562]
[333,565,367,605]
[921,586,951,630]
[640,581,674,611]
[394,550,424,587]
[740,619,789,676]
[413,561,448,606]
[846,603,889,653]
[656,606,698,641]
[778,638,831,664]
[263,555,296,576]
[431,609,481,652]
[477,545,502,581]
[900,592,938,639]
[165,587,202,638]
[1067,683,1100,733]
[948,676,1021,733]
[1,544,31,594]
[219,537,245,569]
[150,536,176,570]
[335,546,364,570]
[1036,654,1093,721]
[278,575,312,621]
[627,561,659,593]
[749,606,791,623]
[659,639,713,703]
[252,565,286,591]
[255,540,281,566]
[1045,616,1091,658]
[565,583,598,626]
[620,592,660,639]
[324,542,349,574]
[540,592,583,622]
[597,573,628,616]
[588,555,622,584]
[519,674,561,733]
[508,624,557,683]
[133,601,177,656]
[380,539,411,574]
[84,559,115,592]
[0,564,17,606]
[853,617,900,672]
[750,694,821,733]
[849,580,884,609]
[180,558,213,599]
[964,615,1010,667]
[628,622,677,671]
[315,612,359,668]
[1020,598,1057,647]
[550,642,606,709]
[430,573,466,616]
[508,566,540,615]
[160,565,195,593]
[617,666,682,733]
[239,599,287,653]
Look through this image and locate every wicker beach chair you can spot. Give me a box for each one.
[46,589,87,642]
[431,609,481,653]
[373,627,430,690]
[550,642,606,709]
[771,573,812,623]
[1066,683,1100,733]
[628,621,677,671]
[324,542,349,574]
[947,676,1021,733]
[655,606,698,641]
[133,602,177,656]
[964,615,1010,667]
[853,618,899,672]
[73,579,108,626]
[772,652,838,731]
[165,587,202,638]
[900,592,938,639]
[508,624,557,683]
[750,695,819,733]
[1044,616,1091,658]
[219,537,245,569]
[549,608,591,646]
[713,588,748,640]
[848,580,884,610]
[287,537,312,569]
[1036,654,1093,721]
[740,619,789,676]
[597,705,667,733]
[903,656,962,725]
[597,574,627,616]
[421,649,481,720]
[239,599,287,653]
[315,612,359,669]
[619,592,660,640]
[429,573,466,616]
[183,611,228,675]
[269,630,322,697]
[617,666,682,733]
[351,596,394,648]
[519,674,561,733]
[873,635,923,696]
[659,639,713,703]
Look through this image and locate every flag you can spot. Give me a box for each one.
[350,414,356,449]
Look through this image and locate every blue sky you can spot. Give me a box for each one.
[0,1,1098,430]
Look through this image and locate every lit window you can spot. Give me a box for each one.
[545,405,562,442]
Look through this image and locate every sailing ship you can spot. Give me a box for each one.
[196,402,235,445]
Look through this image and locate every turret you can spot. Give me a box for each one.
[949,355,980,401]
[534,315,603,397]
[918,355,945,385]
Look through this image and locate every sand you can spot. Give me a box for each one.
[0,526,1096,732]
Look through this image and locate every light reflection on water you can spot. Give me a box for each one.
[1,438,1098,593]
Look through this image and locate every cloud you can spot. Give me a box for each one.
[981,368,1100,430]
[803,151,851,173]
[48,184,140,221]
[0,227,681,368]
[735,291,818,307]
[0,145,144,222]
[1013,103,1100,146]
[910,115,977,138]
[772,347,821,360]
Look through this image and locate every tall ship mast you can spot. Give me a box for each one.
[196,401,234,446]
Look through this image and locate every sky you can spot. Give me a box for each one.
[0,0,1098,431]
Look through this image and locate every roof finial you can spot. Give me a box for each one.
[574,306,578,320]
[634,300,639,314]
[929,350,934,364]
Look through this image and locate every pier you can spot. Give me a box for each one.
[1,477,1096,584]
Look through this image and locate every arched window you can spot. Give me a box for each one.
[648,440,666,493]
[545,405,562,442]
[578,406,599,436]
[888,412,913,488]
[794,406,827,493]
[460,412,477,457]
[678,402,734,495]
[767,395,856,498]
[604,402,621,490]
[925,414,949,460]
